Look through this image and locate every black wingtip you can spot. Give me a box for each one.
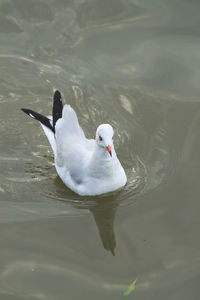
[52,90,63,130]
[21,108,35,118]
[21,108,54,132]
[54,90,62,100]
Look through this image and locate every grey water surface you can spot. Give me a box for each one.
[1,0,200,299]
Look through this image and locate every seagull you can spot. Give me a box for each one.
[21,90,127,196]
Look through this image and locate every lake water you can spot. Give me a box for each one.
[1,0,200,299]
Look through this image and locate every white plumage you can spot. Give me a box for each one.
[42,104,126,196]
[22,92,127,196]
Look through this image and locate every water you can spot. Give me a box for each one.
[1,0,200,298]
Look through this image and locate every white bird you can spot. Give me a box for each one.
[22,91,127,196]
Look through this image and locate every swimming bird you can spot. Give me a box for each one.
[21,90,127,196]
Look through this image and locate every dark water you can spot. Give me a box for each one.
[1,0,200,299]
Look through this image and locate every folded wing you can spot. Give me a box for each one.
[55,105,89,183]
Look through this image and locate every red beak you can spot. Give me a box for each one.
[107,145,112,157]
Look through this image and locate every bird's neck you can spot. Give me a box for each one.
[94,143,116,161]
[87,144,118,179]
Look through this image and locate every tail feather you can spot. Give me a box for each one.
[21,108,54,133]
[52,90,63,132]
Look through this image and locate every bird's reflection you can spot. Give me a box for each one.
[89,197,118,256]
[54,177,120,255]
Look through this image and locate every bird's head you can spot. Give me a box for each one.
[96,124,114,157]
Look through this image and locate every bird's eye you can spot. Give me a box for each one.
[99,135,103,141]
